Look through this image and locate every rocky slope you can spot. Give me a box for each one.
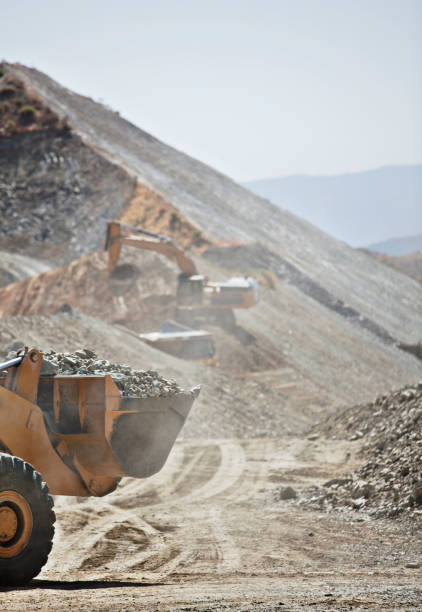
[0,64,135,265]
[0,62,421,431]
[301,383,422,518]
[4,62,421,348]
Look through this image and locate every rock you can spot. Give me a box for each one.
[40,348,183,398]
[73,348,96,359]
[61,356,79,368]
[54,304,74,315]
[351,497,366,509]
[40,359,58,375]
[324,477,353,488]
[412,483,422,506]
[279,486,297,501]
[351,483,375,500]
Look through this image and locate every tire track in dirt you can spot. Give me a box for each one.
[46,438,357,580]
[48,442,240,577]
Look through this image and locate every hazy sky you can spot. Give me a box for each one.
[3,0,422,181]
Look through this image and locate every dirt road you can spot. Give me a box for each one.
[1,437,420,610]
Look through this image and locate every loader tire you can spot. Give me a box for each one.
[0,453,55,587]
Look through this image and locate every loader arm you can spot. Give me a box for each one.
[106,221,198,276]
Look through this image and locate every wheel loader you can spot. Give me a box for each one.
[105,221,259,329]
[0,347,199,586]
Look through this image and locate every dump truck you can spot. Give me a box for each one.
[105,221,259,329]
[0,347,199,586]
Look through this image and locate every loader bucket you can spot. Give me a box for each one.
[0,362,200,497]
[109,386,200,478]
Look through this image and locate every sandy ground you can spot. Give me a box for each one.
[1,436,421,610]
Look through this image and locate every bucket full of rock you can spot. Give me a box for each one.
[0,348,200,497]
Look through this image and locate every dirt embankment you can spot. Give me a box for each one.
[0,250,177,332]
[301,382,422,518]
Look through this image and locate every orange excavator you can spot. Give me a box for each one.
[105,221,259,329]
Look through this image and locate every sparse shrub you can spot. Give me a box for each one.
[191,229,204,245]
[6,118,16,130]
[19,104,36,115]
[0,86,16,100]
[169,212,179,229]
[0,101,10,113]
[18,105,37,124]
[14,97,24,107]
[0,69,4,78]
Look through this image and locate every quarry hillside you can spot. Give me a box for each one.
[0,61,421,430]
[0,63,422,610]
[1,64,420,344]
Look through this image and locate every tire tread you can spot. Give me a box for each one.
[0,452,55,587]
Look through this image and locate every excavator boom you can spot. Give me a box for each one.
[106,221,198,276]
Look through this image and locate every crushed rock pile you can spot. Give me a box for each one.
[2,345,183,398]
[299,382,422,519]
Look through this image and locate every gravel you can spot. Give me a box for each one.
[298,382,422,519]
[2,346,183,398]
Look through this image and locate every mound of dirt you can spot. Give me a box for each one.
[0,250,177,332]
[300,383,422,518]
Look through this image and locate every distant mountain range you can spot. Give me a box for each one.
[366,233,422,255]
[244,165,422,252]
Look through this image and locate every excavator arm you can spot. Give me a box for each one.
[106,221,198,276]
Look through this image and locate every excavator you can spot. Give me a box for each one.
[105,221,259,330]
